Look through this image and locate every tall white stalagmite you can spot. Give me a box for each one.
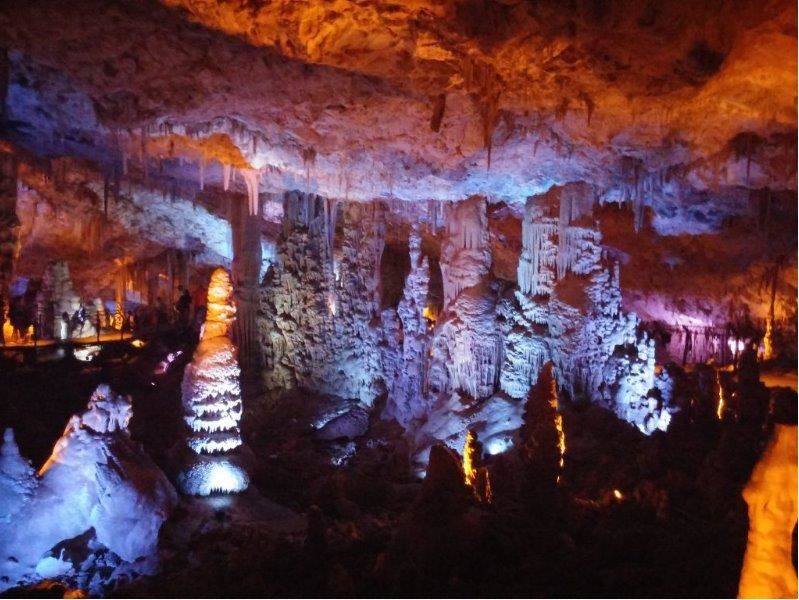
[177,268,249,496]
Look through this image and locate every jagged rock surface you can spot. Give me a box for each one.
[259,192,384,405]
[0,385,177,592]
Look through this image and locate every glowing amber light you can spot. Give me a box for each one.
[613,489,624,501]
[130,339,146,348]
[462,430,478,487]
[763,319,774,360]
[716,370,725,420]
[738,424,798,598]
[551,396,566,472]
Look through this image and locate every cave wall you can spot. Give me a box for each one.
[258,191,385,405]
[255,186,726,465]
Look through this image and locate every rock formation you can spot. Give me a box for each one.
[178,267,250,495]
[0,428,36,523]
[259,191,383,405]
[0,385,177,592]
[383,224,432,428]
[42,261,96,339]
[737,422,798,598]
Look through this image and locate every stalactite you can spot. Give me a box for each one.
[518,218,557,296]
[440,197,490,310]
[240,168,260,216]
[103,172,109,217]
[222,164,232,192]
[302,147,316,194]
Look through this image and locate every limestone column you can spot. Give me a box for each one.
[230,193,262,370]
[0,149,18,308]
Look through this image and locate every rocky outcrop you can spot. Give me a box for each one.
[0,385,177,592]
[259,191,384,405]
[737,422,798,599]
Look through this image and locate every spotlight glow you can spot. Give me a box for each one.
[208,462,247,494]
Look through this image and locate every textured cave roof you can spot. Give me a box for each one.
[0,0,796,205]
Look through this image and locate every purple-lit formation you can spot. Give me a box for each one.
[257,188,676,471]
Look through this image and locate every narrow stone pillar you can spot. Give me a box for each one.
[230,194,262,370]
[0,149,18,306]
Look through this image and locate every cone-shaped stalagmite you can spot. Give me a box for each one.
[520,362,565,487]
[177,268,250,495]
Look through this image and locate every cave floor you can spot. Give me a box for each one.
[0,334,778,597]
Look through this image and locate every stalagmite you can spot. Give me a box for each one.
[231,194,262,370]
[0,385,176,592]
[520,363,564,485]
[737,421,798,598]
[178,268,250,496]
[260,193,383,404]
[384,224,431,426]
[0,428,36,522]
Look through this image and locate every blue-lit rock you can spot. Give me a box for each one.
[0,385,177,592]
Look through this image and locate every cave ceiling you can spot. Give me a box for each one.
[0,0,795,206]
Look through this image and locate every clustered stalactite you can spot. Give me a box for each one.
[506,184,667,433]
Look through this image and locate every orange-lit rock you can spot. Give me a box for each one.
[737,424,798,599]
